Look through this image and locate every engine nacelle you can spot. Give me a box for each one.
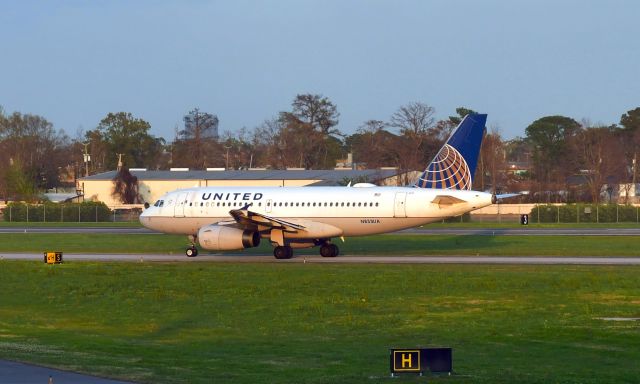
[197,225,260,251]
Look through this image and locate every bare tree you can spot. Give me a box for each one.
[179,108,220,169]
[389,102,437,184]
[390,102,436,138]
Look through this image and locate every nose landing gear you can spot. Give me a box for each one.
[186,234,198,257]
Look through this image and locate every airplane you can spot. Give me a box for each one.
[140,113,497,259]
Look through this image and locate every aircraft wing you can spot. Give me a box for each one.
[226,207,306,232]
[431,195,466,205]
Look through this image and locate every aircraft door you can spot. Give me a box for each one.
[266,199,272,213]
[394,192,407,218]
[174,192,188,217]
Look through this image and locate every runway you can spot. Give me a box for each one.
[0,359,133,384]
[3,252,640,265]
[2,226,640,236]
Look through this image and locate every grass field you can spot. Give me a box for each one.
[1,261,639,383]
[2,232,640,256]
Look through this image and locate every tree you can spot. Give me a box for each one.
[91,112,164,170]
[575,126,621,203]
[0,110,72,193]
[347,120,399,168]
[389,102,438,184]
[290,94,339,134]
[389,102,436,136]
[448,107,477,126]
[3,159,37,202]
[620,107,640,132]
[261,94,343,169]
[476,127,506,193]
[525,115,581,200]
[112,167,142,204]
[177,108,220,169]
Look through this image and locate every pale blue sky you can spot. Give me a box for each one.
[1,0,639,140]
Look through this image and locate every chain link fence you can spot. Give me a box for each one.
[0,202,143,223]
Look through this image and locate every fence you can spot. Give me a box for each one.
[471,203,640,223]
[0,203,144,223]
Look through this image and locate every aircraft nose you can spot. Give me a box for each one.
[139,209,153,228]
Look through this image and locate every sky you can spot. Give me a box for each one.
[1,0,639,140]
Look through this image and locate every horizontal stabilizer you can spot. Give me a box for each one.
[496,193,520,199]
[432,195,466,205]
[493,193,521,203]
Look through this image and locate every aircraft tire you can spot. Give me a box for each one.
[186,247,198,257]
[320,243,339,257]
[274,246,293,259]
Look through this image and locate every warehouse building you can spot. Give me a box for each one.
[77,168,411,206]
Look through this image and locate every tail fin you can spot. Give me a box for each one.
[414,113,487,190]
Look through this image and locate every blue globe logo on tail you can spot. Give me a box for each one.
[414,113,487,190]
[415,144,472,189]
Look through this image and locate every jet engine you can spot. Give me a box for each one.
[197,225,260,251]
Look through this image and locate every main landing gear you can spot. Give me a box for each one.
[273,246,293,259]
[186,235,198,257]
[320,243,339,257]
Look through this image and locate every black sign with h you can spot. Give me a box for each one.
[390,347,452,376]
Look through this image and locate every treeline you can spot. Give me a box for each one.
[1,98,640,204]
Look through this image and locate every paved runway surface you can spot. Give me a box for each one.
[0,360,133,384]
[2,226,640,236]
[3,252,640,265]
[399,227,640,236]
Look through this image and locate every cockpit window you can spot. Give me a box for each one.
[154,200,160,207]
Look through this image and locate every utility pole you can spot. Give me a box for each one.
[82,141,91,177]
[633,154,637,203]
[224,145,231,170]
[117,153,124,171]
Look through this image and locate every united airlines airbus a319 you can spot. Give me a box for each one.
[140,113,499,259]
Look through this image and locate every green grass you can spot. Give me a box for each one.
[1,261,639,383]
[2,233,640,256]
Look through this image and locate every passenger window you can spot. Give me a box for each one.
[341,202,344,207]
[258,202,262,207]
[346,203,350,207]
[285,202,288,207]
[296,202,299,207]
[267,202,271,206]
[200,202,203,206]
[375,202,379,207]
[358,202,361,207]
[330,202,333,207]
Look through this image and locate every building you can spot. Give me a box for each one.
[77,168,408,206]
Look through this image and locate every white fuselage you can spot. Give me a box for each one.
[140,185,493,237]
